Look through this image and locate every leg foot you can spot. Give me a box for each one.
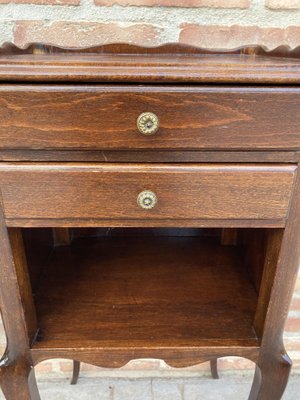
[0,361,40,400]
[248,365,261,400]
[248,353,292,400]
[210,359,219,379]
[70,360,81,385]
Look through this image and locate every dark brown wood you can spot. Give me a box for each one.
[21,228,54,291]
[253,229,284,338]
[32,346,259,370]
[0,150,298,163]
[239,229,268,293]
[0,44,300,400]
[1,43,299,57]
[0,86,299,151]
[0,44,299,83]
[221,229,237,246]
[0,200,40,399]
[0,163,295,224]
[1,43,300,58]
[53,228,71,246]
[0,366,40,400]
[7,228,38,344]
[31,236,259,368]
[249,164,300,399]
[210,359,219,379]
[6,218,289,229]
[70,361,80,385]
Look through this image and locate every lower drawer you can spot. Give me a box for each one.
[0,163,296,226]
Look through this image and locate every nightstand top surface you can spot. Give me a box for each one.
[0,43,299,83]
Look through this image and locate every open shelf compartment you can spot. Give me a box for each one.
[27,228,261,355]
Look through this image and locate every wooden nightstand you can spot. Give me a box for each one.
[0,44,299,400]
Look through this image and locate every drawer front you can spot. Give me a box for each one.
[0,86,299,150]
[0,164,295,225]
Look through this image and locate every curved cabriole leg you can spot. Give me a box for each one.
[0,360,40,400]
[70,360,81,385]
[248,365,261,400]
[248,353,292,400]
[0,206,41,400]
[210,359,219,379]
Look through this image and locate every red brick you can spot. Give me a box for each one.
[217,357,255,370]
[60,361,103,373]
[179,24,300,50]
[168,358,254,371]
[285,318,300,332]
[59,361,73,372]
[0,0,78,4]
[178,362,211,372]
[290,297,300,310]
[95,0,250,7]
[13,21,162,49]
[266,0,300,9]
[80,363,103,372]
[35,362,54,374]
[285,338,300,351]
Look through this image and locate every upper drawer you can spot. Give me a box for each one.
[0,163,295,227]
[0,86,299,151]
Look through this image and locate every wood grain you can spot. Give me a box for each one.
[0,150,298,163]
[7,228,37,344]
[239,229,267,293]
[6,218,289,229]
[0,202,40,399]
[0,163,296,223]
[248,163,300,399]
[0,43,299,83]
[32,346,259,370]
[0,86,299,151]
[0,43,299,399]
[31,236,259,367]
[254,229,284,339]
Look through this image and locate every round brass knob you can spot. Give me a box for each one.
[137,112,159,135]
[137,190,158,210]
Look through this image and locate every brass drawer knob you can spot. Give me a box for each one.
[137,190,158,210]
[137,112,159,135]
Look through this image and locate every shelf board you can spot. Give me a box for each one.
[32,236,259,354]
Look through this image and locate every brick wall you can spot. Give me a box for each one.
[0,0,300,379]
[0,0,299,49]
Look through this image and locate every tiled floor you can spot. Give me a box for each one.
[0,375,299,399]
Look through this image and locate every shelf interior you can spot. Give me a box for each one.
[30,230,259,351]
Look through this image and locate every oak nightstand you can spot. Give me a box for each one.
[0,44,299,400]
